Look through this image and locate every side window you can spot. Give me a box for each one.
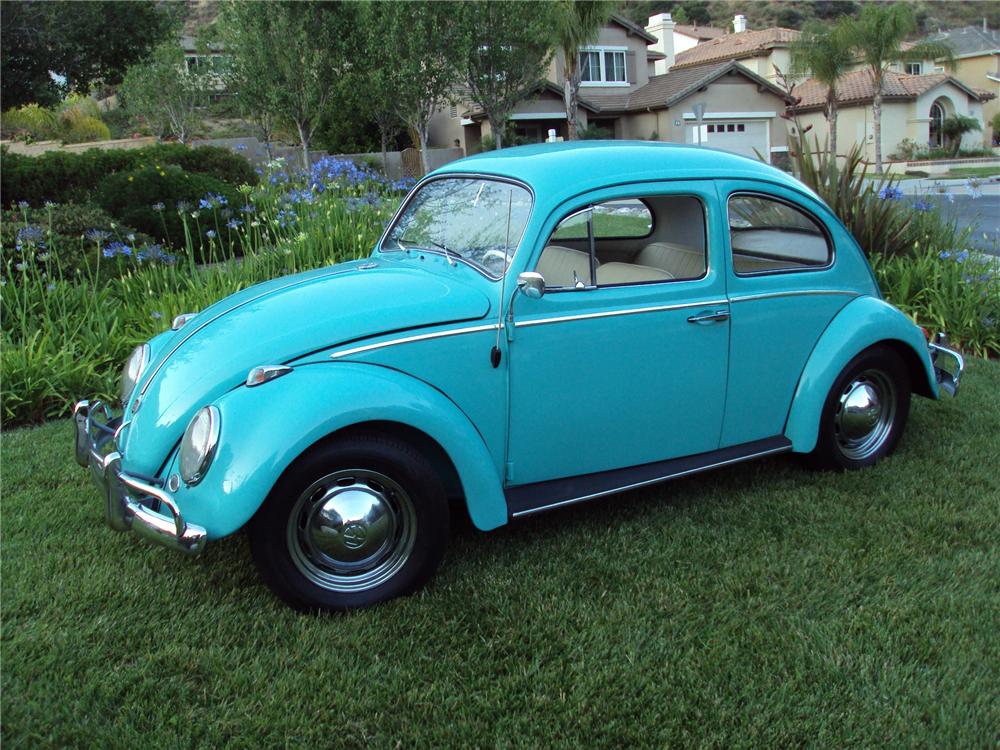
[728,194,831,274]
[536,196,706,289]
[550,199,652,241]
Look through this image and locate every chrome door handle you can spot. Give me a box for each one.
[687,309,730,324]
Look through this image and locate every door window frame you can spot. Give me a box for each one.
[536,189,710,291]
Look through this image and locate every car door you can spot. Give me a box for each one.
[505,181,730,487]
[718,181,857,447]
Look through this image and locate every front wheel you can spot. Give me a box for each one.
[809,346,911,471]
[249,432,449,612]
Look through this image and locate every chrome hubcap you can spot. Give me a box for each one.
[288,469,416,592]
[834,369,896,461]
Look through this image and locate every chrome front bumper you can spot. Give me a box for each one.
[73,400,207,555]
[929,333,964,398]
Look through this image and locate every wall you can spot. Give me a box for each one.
[946,54,1000,145]
[1,136,158,156]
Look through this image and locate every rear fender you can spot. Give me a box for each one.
[170,362,507,538]
[784,296,936,453]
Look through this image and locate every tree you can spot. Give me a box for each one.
[0,1,179,108]
[550,0,616,140]
[359,3,405,174]
[844,3,954,173]
[455,1,554,149]
[941,114,981,156]
[222,1,360,170]
[383,2,463,174]
[120,43,210,144]
[790,20,854,157]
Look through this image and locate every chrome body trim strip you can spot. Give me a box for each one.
[514,299,729,328]
[510,444,792,518]
[139,268,355,397]
[729,289,859,303]
[330,323,499,360]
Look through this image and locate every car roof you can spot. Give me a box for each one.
[432,140,814,205]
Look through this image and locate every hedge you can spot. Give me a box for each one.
[0,144,256,207]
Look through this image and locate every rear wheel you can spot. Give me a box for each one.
[809,346,911,470]
[249,432,449,612]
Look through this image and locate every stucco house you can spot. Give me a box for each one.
[431,13,793,163]
[790,69,992,160]
[910,25,1000,145]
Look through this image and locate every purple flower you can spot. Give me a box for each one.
[240,204,256,214]
[85,228,110,243]
[234,143,248,152]
[206,229,217,239]
[939,250,952,259]
[227,218,243,229]
[878,185,904,201]
[15,224,45,251]
[17,200,28,209]
[913,199,933,212]
[152,202,165,212]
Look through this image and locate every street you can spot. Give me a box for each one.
[898,178,1000,256]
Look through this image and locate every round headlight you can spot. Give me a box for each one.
[179,406,221,486]
[120,344,150,404]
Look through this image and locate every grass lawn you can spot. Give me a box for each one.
[3,359,999,749]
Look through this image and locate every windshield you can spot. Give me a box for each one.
[381,177,532,278]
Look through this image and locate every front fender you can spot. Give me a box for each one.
[169,362,507,539]
[784,296,937,453]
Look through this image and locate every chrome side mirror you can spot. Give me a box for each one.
[517,272,545,299]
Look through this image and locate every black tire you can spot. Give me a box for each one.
[808,345,911,471]
[248,431,449,612]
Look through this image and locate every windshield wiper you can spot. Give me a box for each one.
[399,235,458,267]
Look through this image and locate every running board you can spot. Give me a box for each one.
[506,436,792,519]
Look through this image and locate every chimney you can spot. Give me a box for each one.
[646,13,676,75]
[734,14,747,33]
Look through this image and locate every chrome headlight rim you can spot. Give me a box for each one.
[120,343,150,404]
[179,406,221,486]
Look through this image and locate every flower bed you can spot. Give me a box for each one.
[0,155,413,426]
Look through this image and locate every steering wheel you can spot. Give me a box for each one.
[480,248,514,267]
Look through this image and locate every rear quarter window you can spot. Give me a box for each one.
[728,194,832,275]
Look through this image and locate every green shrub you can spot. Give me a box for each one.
[1,143,256,207]
[1,104,58,140]
[95,165,240,249]
[61,115,111,144]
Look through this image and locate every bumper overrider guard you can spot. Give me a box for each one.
[928,333,965,397]
[73,399,207,555]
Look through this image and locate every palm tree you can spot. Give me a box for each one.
[790,20,854,158]
[550,0,616,140]
[844,3,954,173]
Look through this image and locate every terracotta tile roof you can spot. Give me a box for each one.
[792,69,994,111]
[672,27,800,68]
[674,24,726,41]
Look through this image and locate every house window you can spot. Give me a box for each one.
[579,47,628,86]
[929,100,946,147]
[905,62,923,75]
[449,104,458,118]
[604,51,626,82]
[580,51,601,82]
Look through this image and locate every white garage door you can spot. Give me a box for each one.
[686,121,768,161]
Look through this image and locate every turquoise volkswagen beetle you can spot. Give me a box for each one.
[73,142,964,611]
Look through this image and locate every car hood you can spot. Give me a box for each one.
[121,259,491,473]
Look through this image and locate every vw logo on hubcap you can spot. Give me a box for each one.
[342,523,368,550]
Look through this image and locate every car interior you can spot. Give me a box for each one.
[535,193,830,287]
